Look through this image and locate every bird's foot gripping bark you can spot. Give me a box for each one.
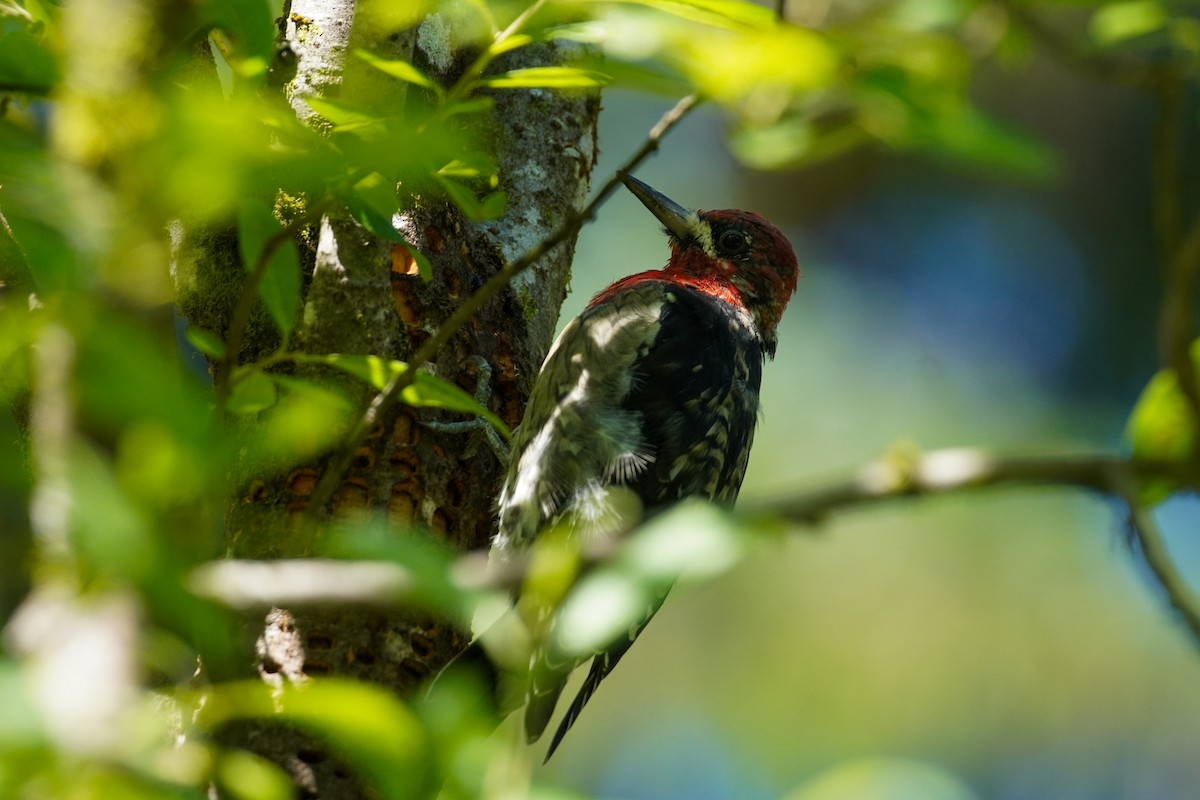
[420,354,510,462]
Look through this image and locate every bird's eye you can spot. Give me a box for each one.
[716,228,750,257]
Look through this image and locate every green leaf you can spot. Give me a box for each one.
[437,152,499,180]
[399,243,433,281]
[198,679,429,800]
[227,369,278,414]
[355,49,443,96]
[202,0,275,62]
[439,97,496,117]
[0,660,42,748]
[550,500,749,658]
[607,0,776,28]
[487,33,534,58]
[409,372,511,439]
[435,176,506,222]
[185,327,227,359]
[240,375,352,471]
[0,15,59,92]
[237,200,301,334]
[1125,343,1200,504]
[310,354,511,439]
[478,190,507,219]
[215,750,295,800]
[731,117,870,170]
[348,171,408,243]
[304,96,383,129]
[478,66,610,89]
[1090,1,1167,45]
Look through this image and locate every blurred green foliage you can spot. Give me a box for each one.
[1,0,1198,798]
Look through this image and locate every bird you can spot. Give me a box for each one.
[491,173,799,760]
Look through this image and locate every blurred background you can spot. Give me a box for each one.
[532,63,1200,799]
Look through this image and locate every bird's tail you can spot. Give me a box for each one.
[537,583,673,761]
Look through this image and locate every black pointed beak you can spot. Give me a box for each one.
[620,173,694,242]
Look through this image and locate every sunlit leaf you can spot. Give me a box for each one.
[355,49,444,96]
[308,354,512,438]
[783,756,979,800]
[237,200,301,334]
[620,500,745,582]
[1090,0,1167,45]
[435,176,506,222]
[158,87,336,222]
[202,0,275,62]
[227,369,278,414]
[74,313,215,444]
[478,66,610,89]
[304,96,384,129]
[917,104,1057,178]
[0,660,45,748]
[548,500,751,658]
[198,679,429,800]
[487,33,534,58]
[1125,341,1200,504]
[551,570,647,656]
[185,327,226,360]
[346,171,409,244]
[69,442,161,581]
[680,24,839,112]
[408,245,432,281]
[439,97,496,117]
[352,171,398,215]
[411,372,511,439]
[215,749,294,800]
[730,116,869,169]
[437,152,498,179]
[314,353,397,389]
[605,0,776,29]
[0,13,59,92]
[241,375,353,470]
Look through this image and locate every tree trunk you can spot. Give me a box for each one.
[175,3,598,796]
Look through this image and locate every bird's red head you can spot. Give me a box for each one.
[616,174,800,357]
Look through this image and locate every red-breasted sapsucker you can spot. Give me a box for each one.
[493,174,799,759]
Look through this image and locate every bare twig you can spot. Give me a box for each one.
[305,93,703,516]
[1124,500,1200,645]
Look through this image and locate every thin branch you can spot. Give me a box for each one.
[198,450,1200,631]
[304,93,703,517]
[189,559,420,610]
[1124,498,1200,645]
[740,449,1187,522]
